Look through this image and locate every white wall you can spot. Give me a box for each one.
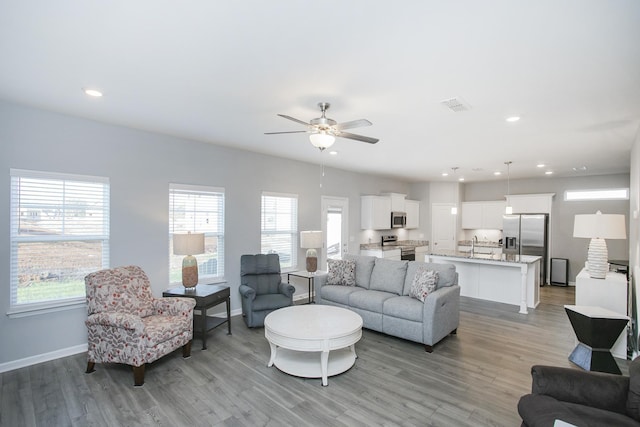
[0,100,410,366]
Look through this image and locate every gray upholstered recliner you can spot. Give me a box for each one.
[239,254,295,327]
[518,357,640,426]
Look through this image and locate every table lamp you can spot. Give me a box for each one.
[173,232,205,288]
[300,231,323,273]
[573,211,626,279]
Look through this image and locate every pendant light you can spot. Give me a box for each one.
[505,161,513,214]
[450,167,459,215]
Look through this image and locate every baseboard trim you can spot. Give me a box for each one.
[1,299,312,374]
[0,343,88,373]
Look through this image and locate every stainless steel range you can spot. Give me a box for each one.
[381,235,415,261]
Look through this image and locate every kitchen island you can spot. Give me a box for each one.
[425,251,541,314]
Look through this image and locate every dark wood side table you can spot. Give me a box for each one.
[163,284,231,350]
[564,305,629,375]
[287,270,325,304]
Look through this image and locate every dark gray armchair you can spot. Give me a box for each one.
[518,357,640,426]
[239,254,295,327]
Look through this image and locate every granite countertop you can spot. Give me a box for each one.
[457,240,502,248]
[429,250,541,265]
[360,240,429,251]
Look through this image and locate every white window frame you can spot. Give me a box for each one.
[169,183,225,285]
[9,169,110,317]
[261,191,298,272]
[565,188,629,201]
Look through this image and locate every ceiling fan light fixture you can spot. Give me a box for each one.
[309,131,336,150]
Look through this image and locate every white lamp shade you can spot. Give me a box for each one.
[300,231,323,249]
[309,132,336,149]
[173,232,205,255]
[573,212,626,239]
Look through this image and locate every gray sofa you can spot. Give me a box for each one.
[315,254,460,352]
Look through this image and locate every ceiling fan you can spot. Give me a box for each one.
[265,102,379,150]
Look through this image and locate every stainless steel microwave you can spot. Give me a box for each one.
[391,211,407,228]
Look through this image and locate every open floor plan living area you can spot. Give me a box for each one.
[1,2,640,426]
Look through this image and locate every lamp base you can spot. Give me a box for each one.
[182,255,199,288]
[587,238,608,279]
[305,248,318,273]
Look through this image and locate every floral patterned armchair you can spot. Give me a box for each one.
[84,265,196,386]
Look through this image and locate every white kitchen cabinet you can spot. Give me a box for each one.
[382,192,407,212]
[405,199,420,229]
[575,268,628,359]
[461,201,505,229]
[482,201,506,229]
[361,196,391,230]
[360,248,401,260]
[461,202,483,229]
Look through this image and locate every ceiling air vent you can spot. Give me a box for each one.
[440,97,471,112]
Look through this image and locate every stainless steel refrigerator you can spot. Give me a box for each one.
[503,214,549,286]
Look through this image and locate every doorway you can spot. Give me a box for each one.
[431,203,457,252]
[321,196,349,270]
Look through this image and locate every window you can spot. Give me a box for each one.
[9,169,110,310]
[261,192,298,271]
[565,188,629,201]
[169,184,225,284]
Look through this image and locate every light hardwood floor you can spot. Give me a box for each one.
[0,286,630,427]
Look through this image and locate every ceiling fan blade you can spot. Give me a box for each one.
[264,130,309,135]
[277,114,310,127]
[334,119,372,131]
[337,131,379,144]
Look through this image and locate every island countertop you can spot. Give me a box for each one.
[428,250,541,265]
[426,252,541,314]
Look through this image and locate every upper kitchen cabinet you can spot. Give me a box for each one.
[361,195,392,230]
[461,201,506,229]
[405,199,420,229]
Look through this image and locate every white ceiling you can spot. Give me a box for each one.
[1,1,639,182]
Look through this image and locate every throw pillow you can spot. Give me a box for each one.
[409,268,439,302]
[327,259,356,286]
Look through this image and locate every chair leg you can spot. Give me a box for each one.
[86,361,96,374]
[183,341,192,358]
[133,365,145,387]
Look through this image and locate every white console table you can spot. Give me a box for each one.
[575,268,628,359]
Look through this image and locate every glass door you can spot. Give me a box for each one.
[321,196,349,270]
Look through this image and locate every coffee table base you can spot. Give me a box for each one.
[268,345,357,386]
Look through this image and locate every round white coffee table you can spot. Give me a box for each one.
[264,305,363,386]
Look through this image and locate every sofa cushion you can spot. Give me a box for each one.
[403,262,457,295]
[518,394,640,427]
[383,296,423,322]
[409,268,439,302]
[628,356,640,421]
[320,284,362,305]
[344,254,376,289]
[369,258,408,295]
[349,289,395,312]
[327,259,356,286]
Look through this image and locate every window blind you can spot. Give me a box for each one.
[169,183,225,283]
[261,192,298,270]
[9,169,110,307]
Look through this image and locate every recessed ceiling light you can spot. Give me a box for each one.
[83,88,103,97]
[537,164,545,168]
[329,151,338,156]
[572,166,588,172]
[442,172,449,177]
[494,171,502,176]
[545,171,553,175]
[506,116,520,122]
[458,177,465,182]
